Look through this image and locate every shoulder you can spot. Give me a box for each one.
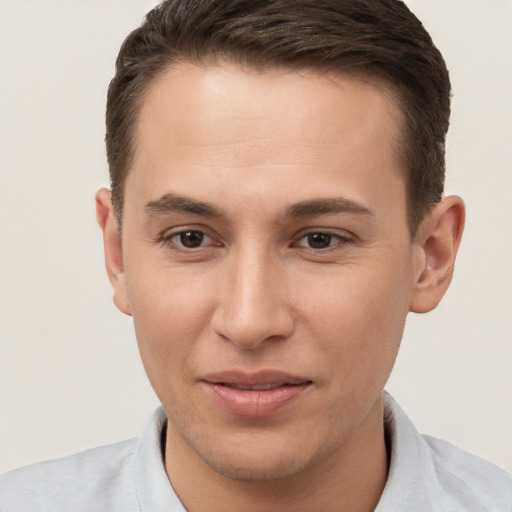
[422,434,512,511]
[0,439,140,512]
[380,392,512,511]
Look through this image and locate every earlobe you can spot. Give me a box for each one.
[409,196,465,314]
[95,188,132,316]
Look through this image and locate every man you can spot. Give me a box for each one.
[1,0,510,510]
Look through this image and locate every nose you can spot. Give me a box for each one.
[210,248,295,350]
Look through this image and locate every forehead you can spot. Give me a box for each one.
[135,63,403,162]
[127,63,406,225]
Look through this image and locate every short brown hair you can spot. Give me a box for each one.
[106,0,451,235]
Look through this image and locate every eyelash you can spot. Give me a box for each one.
[158,228,353,253]
[294,232,352,252]
[158,229,217,251]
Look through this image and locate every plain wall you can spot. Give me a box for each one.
[1,0,511,473]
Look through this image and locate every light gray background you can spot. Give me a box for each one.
[1,0,511,473]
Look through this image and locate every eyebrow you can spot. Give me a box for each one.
[285,198,375,218]
[144,193,374,220]
[144,193,226,219]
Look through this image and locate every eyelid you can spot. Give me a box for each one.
[295,227,354,240]
[293,229,354,250]
[157,225,221,249]
[171,230,213,247]
[155,225,356,252]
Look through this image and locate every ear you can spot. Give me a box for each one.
[95,188,132,316]
[409,195,465,313]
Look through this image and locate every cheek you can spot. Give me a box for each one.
[126,245,216,331]
[125,260,217,389]
[295,259,411,377]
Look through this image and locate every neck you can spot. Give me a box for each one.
[165,397,388,512]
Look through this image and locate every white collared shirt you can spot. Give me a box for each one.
[1,393,510,511]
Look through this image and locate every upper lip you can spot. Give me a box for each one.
[202,370,311,387]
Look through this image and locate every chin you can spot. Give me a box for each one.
[191,429,341,483]
[200,450,313,482]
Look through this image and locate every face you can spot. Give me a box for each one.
[111,64,425,480]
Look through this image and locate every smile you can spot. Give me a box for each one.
[202,370,312,418]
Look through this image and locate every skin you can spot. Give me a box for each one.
[97,63,464,512]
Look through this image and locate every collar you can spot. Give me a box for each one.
[132,393,500,511]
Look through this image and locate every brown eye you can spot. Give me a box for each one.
[295,231,351,251]
[178,230,207,248]
[307,233,333,249]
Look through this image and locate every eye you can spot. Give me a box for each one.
[296,232,349,250]
[170,230,213,248]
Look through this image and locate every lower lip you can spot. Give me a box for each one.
[203,382,311,418]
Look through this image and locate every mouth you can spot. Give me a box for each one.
[220,382,297,391]
[201,370,312,418]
